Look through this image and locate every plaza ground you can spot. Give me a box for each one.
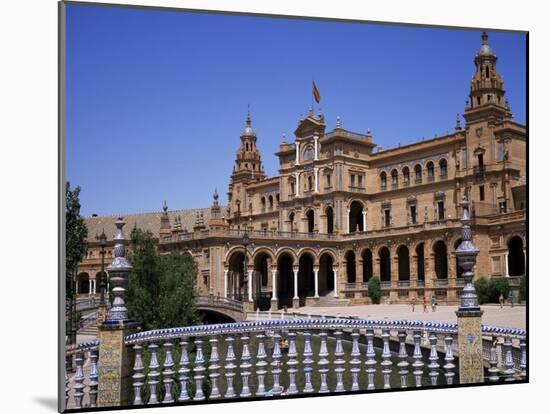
[294,304,526,329]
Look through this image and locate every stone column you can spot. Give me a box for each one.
[504,252,509,277]
[455,197,484,384]
[390,252,399,302]
[346,209,350,233]
[362,210,367,232]
[410,254,418,293]
[313,266,319,298]
[333,267,339,298]
[224,268,229,298]
[97,218,138,408]
[295,141,300,165]
[292,266,299,308]
[314,135,319,160]
[295,172,300,197]
[314,167,319,193]
[248,269,254,302]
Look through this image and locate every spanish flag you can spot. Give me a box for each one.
[312,81,321,103]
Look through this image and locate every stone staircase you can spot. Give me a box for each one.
[315,292,350,307]
[77,311,99,337]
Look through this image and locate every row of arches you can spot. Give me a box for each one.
[380,159,448,189]
[75,271,107,295]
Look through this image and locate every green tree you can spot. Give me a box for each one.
[126,228,200,330]
[489,277,510,302]
[65,182,88,345]
[519,276,527,301]
[368,277,382,304]
[474,276,491,304]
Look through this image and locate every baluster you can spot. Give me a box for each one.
[255,333,268,396]
[240,334,252,397]
[224,335,237,398]
[271,331,283,395]
[488,336,499,382]
[88,347,99,407]
[318,330,330,393]
[193,338,206,400]
[502,336,515,381]
[334,330,346,392]
[428,332,440,386]
[381,329,392,389]
[132,344,145,405]
[65,358,69,408]
[209,336,221,399]
[443,334,455,385]
[73,350,85,409]
[349,329,361,391]
[397,330,409,388]
[177,339,191,401]
[302,331,314,393]
[286,331,299,394]
[364,329,377,390]
[520,337,527,379]
[162,342,175,403]
[412,330,424,387]
[147,343,160,404]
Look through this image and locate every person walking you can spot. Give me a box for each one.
[423,296,428,313]
[508,291,514,308]
[411,297,416,312]
[431,295,437,312]
[499,293,504,308]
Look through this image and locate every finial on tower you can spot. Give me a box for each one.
[455,113,461,131]
[213,188,219,205]
[481,31,488,45]
[336,116,342,129]
[163,200,168,212]
[281,133,287,144]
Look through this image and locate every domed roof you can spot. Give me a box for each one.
[241,108,256,138]
[476,32,496,58]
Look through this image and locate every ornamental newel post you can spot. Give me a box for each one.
[455,197,484,384]
[97,217,139,407]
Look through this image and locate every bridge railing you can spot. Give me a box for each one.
[85,318,522,407]
[65,340,100,409]
[196,296,245,314]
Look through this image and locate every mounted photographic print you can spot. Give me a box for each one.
[59,1,528,412]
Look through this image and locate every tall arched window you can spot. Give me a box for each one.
[414,164,422,183]
[261,197,266,211]
[403,167,410,186]
[427,161,435,181]
[391,169,398,189]
[439,159,448,179]
[380,172,387,190]
[268,195,274,210]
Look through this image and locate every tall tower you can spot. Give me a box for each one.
[227,108,266,227]
[465,32,510,121]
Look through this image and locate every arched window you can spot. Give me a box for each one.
[403,167,410,186]
[308,176,313,191]
[414,164,422,183]
[391,169,398,189]
[380,172,387,190]
[439,159,448,179]
[345,251,356,283]
[268,195,274,210]
[306,210,315,233]
[261,197,266,211]
[303,146,314,161]
[427,161,435,181]
[288,212,295,232]
[348,201,364,233]
[325,206,334,234]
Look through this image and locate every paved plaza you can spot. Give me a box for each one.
[297,304,526,329]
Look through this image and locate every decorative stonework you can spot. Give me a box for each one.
[457,313,484,384]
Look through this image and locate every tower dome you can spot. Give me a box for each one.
[240,107,256,138]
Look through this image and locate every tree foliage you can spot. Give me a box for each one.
[126,228,200,330]
[66,182,88,279]
[474,276,510,304]
[368,277,382,304]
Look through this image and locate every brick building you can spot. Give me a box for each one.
[78,32,526,309]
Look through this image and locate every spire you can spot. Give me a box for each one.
[213,188,219,206]
[335,116,342,129]
[162,200,168,212]
[455,113,462,131]
[241,105,256,138]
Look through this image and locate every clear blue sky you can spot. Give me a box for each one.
[65,3,526,217]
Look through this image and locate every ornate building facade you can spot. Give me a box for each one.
[78,32,526,310]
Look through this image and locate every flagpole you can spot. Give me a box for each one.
[311,78,314,114]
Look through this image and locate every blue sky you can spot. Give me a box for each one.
[65,4,526,217]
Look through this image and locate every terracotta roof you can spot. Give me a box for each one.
[84,206,226,242]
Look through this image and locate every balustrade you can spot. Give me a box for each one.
[65,320,527,408]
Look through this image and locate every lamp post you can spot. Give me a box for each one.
[98,229,107,306]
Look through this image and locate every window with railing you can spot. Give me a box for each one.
[403,167,410,187]
[439,159,448,179]
[410,205,417,224]
[414,165,422,184]
[380,172,387,190]
[427,161,435,182]
[391,169,398,190]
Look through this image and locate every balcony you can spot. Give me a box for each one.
[416,280,425,288]
[434,279,449,287]
[440,172,448,180]
[403,180,410,187]
[427,175,435,183]
[380,184,387,191]
[415,177,422,184]
[349,186,366,193]
[473,165,486,175]
[380,281,391,289]
[398,280,410,288]
[391,183,398,190]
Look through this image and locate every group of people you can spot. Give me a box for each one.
[499,292,515,308]
[410,296,437,312]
